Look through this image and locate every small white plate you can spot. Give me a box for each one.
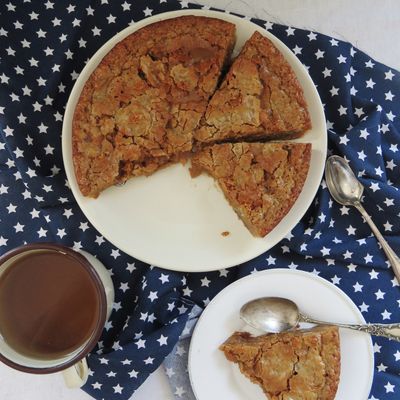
[189,269,374,400]
[62,10,327,272]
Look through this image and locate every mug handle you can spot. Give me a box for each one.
[62,357,89,388]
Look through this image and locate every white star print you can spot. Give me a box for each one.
[135,339,146,349]
[176,345,186,356]
[384,381,395,393]
[144,357,154,365]
[119,282,129,292]
[357,150,367,161]
[0,185,9,195]
[37,227,47,238]
[143,7,153,16]
[383,221,393,231]
[113,384,123,394]
[337,54,347,63]
[359,302,369,312]
[56,228,66,239]
[28,57,39,67]
[285,27,295,36]
[385,90,395,101]
[353,282,363,292]
[148,291,158,302]
[92,382,102,390]
[330,86,339,96]
[95,236,104,246]
[385,69,395,80]
[375,289,385,300]
[347,263,357,272]
[382,310,392,320]
[107,14,116,23]
[175,387,186,398]
[292,45,302,55]
[129,369,138,378]
[339,135,349,145]
[377,363,387,372]
[121,1,131,10]
[386,159,396,170]
[322,67,332,78]
[364,254,373,263]
[200,276,211,286]
[365,78,376,88]
[370,182,380,192]
[331,275,341,285]
[346,225,357,235]
[92,26,101,36]
[159,273,169,284]
[111,249,120,259]
[157,335,168,346]
[386,111,395,121]
[343,250,353,259]
[6,203,17,213]
[13,223,24,233]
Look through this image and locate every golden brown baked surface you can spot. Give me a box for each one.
[194,31,311,144]
[220,326,341,400]
[190,142,311,237]
[72,16,236,197]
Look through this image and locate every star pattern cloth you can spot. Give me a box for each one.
[0,1,399,400]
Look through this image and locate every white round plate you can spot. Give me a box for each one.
[62,10,327,272]
[189,269,374,400]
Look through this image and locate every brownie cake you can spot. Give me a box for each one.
[191,142,311,237]
[220,326,341,400]
[194,31,311,144]
[72,16,236,197]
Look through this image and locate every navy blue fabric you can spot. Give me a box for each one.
[0,1,399,399]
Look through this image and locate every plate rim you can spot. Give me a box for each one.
[62,9,327,272]
[188,268,374,400]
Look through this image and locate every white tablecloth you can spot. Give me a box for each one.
[1,1,398,399]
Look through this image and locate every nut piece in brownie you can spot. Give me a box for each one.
[72,16,236,197]
[194,31,311,144]
[190,142,311,237]
[220,326,340,400]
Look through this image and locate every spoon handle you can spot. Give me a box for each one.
[354,201,400,283]
[299,313,400,341]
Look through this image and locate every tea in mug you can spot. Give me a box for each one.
[0,250,100,360]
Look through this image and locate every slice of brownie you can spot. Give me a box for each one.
[72,16,236,197]
[190,142,311,237]
[194,31,311,145]
[220,326,340,400]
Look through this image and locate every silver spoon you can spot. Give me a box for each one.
[240,297,400,341]
[325,155,400,282]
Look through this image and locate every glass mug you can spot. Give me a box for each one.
[0,243,114,388]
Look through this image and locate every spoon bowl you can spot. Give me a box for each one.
[325,155,364,206]
[240,297,299,333]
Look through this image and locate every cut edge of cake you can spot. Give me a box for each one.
[194,31,312,145]
[190,142,312,237]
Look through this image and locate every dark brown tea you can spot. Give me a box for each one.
[0,250,100,360]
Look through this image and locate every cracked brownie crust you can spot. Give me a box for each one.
[194,31,311,144]
[190,142,311,237]
[220,326,341,400]
[72,16,236,197]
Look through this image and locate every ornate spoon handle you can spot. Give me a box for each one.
[354,201,400,283]
[299,313,400,341]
